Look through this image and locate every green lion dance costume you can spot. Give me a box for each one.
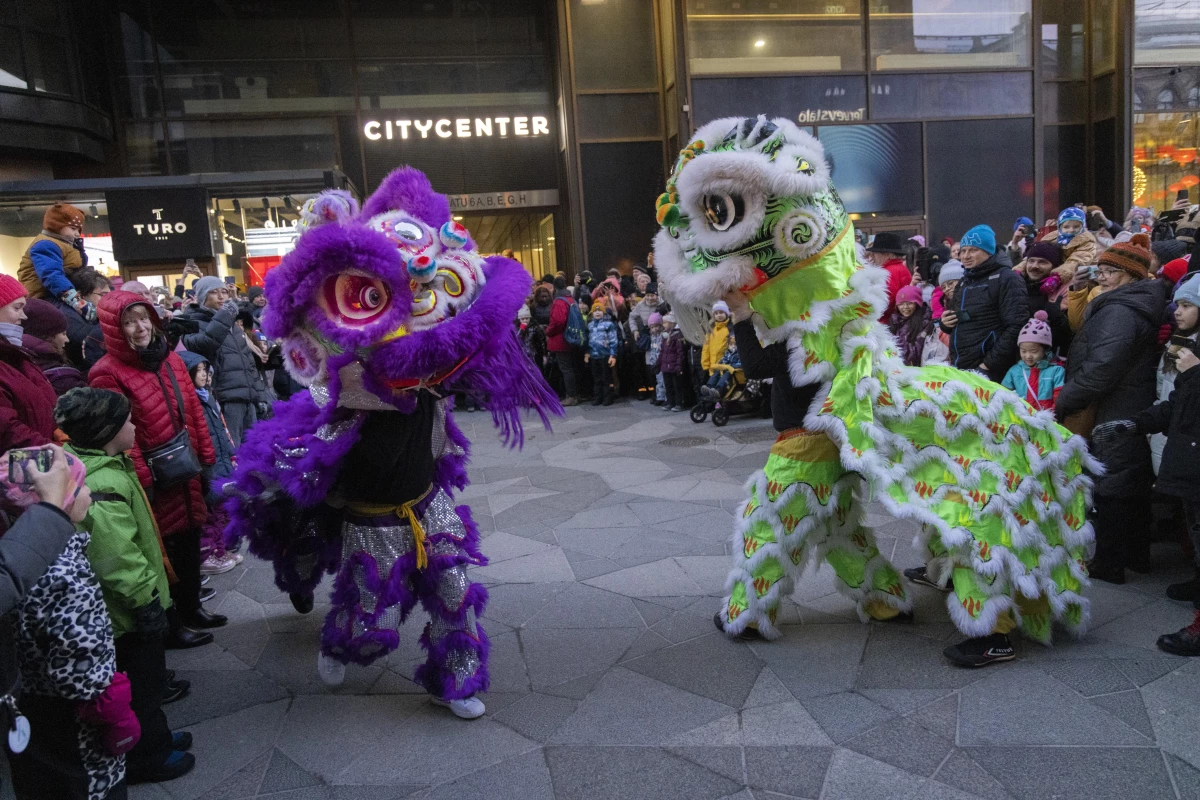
[653,116,1098,664]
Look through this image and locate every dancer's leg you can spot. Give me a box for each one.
[819,484,910,621]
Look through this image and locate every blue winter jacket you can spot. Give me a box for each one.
[587,318,619,359]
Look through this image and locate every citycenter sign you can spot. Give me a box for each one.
[362,115,551,141]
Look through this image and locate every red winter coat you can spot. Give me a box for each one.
[88,291,215,537]
[545,295,572,353]
[0,338,58,452]
[879,257,913,322]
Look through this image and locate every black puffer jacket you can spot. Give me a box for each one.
[945,254,1029,381]
[180,303,270,404]
[1024,276,1072,355]
[734,318,819,432]
[1058,278,1168,497]
[1134,363,1200,498]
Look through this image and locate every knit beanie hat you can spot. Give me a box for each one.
[1013,216,1034,232]
[22,297,67,340]
[1024,241,1064,268]
[960,225,997,255]
[896,285,924,306]
[1152,238,1189,264]
[938,260,965,284]
[517,305,531,321]
[1162,257,1191,284]
[43,203,85,233]
[712,300,730,315]
[55,388,131,450]
[648,312,663,326]
[1018,310,1053,347]
[247,286,264,302]
[1057,206,1086,228]
[0,447,88,513]
[663,312,677,324]
[0,275,28,310]
[1098,233,1152,279]
[1175,273,1200,307]
[193,276,225,307]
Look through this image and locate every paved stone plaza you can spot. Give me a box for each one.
[131,401,1200,800]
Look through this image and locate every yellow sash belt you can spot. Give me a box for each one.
[346,484,435,570]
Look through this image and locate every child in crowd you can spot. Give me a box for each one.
[4,443,141,800]
[701,301,731,380]
[584,299,618,406]
[659,313,687,412]
[56,389,196,786]
[646,312,666,406]
[701,331,742,398]
[930,259,963,323]
[178,351,241,576]
[17,204,95,322]
[516,304,547,371]
[1001,312,1065,412]
[887,285,947,367]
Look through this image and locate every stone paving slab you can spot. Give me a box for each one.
[133,401,1200,800]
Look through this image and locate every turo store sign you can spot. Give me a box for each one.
[362,114,551,141]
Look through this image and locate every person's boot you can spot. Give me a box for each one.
[1087,560,1125,585]
[166,607,213,649]
[943,633,1016,668]
[1157,610,1200,656]
[128,750,196,784]
[562,396,579,407]
[290,592,314,614]
[903,565,952,592]
[1166,570,1200,602]
[181,608,228,629]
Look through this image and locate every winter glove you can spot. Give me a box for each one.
[1158,323,1175,346]
[221,299,240,317]
[60,288,97,324]
[1038,275,1063,298]
[76,672,141,756]
[255,401,270,418]
[1090,419,1137,445]
[71,237,86,255]
[132,598,169,639]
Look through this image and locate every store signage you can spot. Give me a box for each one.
[797,108,866,123]
[362,115,551,141]
[106,187,213,263]
[447,189,559,211]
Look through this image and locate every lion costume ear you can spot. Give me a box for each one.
[298,189,360,231]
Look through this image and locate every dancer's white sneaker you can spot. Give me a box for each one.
[316,652,345,687]
[431,695,486,719]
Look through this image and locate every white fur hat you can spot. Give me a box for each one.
[712,300,730,315]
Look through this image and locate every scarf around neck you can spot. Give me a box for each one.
[0,323,23,347]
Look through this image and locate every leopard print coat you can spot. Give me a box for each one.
[16,530,122,799]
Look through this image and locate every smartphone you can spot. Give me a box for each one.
[8,449,53,485]
[1179,189,1191,204]
[1169,335,1200,356]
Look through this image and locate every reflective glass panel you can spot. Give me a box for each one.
[1132,67,1200,210]
[571,0,658,90]
[1134,0,1200,66]
[1092,0,1116,74]
[870,72,1031,119]
[1040,0,1085,79]
[578,93,662,141]
[691,75,866,126]
[1043,124,1087,219]
[686,0,864,74]
[816,123,923,215]
[160,61,355,117]
[870,0,1032,71]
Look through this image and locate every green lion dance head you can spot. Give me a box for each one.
[654,115,881,383]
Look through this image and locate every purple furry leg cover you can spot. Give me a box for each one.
[413,503,490,699]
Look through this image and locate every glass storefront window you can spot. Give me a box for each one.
[686,0,864,74]
[870,72,1031,120]
[1135,0,1200,66]
[1133,67,1200,210]
[358,58,550,104]
[149,0,350,61]
[1040,0,1085,80]
[351,0,548,60]
[158,60,355,116]
[571,0,658,90]
[691,75,866,126]
[577,94,661,141]
[869,0,1032,71]
[1092,0,1116,74]
[815,123,923,214]
[167,118,337,175]
[0,26,25,90]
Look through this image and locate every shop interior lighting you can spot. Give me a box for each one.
[283,195,293,209]
[754,39,766,47]
[453,215,464,220]
[90,204,99,218]
[262,197,270,210]
[232,199,241,212]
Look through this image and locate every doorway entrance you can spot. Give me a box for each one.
[460,210,558,280]
[851,214,927,243]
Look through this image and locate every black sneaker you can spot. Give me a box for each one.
[128,750,196,784]
[163,679,191,705]
[1157,611,1200,657]
[903,566,951,592]
[289,592,314,614]
[713,612,764,641]
[1087,560,1126,585]
[876,610,915,624]
[199,587,216,603]
[1166,573,1200,603]
[943,633,1017,668]
[172,731,193,751]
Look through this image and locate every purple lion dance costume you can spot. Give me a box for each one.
[222,167,561,717]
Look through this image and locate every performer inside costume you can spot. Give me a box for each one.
[222,169,561,717]
[653,117,1098,667]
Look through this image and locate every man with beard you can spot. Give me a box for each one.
[1017,241,1072,356]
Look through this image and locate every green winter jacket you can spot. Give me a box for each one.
[66,445,172,637]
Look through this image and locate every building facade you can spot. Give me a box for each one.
[0,0,1194,287]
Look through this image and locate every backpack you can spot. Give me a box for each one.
[564,301,587,347]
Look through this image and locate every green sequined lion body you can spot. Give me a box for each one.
[654,116,1098,643]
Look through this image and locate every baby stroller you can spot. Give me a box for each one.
[690,369,769,426]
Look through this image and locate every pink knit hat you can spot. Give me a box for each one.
[896,285,924,306]
[1018,310,1053,347]
[648,312,663,326]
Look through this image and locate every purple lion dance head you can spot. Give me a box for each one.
[263,166,561,442]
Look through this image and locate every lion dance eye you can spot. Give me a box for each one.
[702,192,744,232]
[321,273,391,325]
